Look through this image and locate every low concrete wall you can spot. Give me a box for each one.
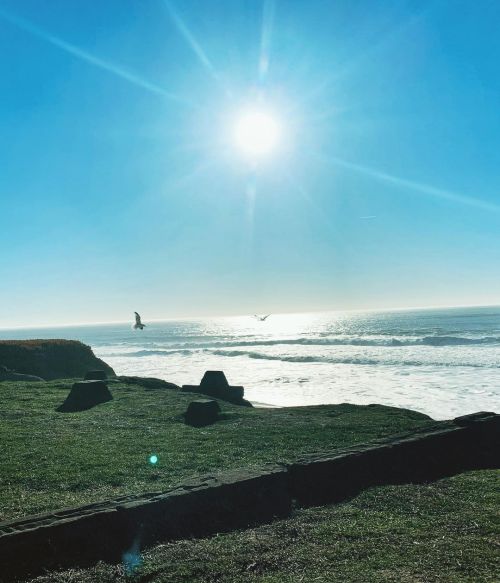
[288,412,499,506]
[0,466,289,581]
[0,412,498,581]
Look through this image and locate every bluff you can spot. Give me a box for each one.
[0,340,114,381]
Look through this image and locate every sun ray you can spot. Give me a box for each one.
[314,154,500,213]
[161,0,226,93]
[289,8,430,113]
[258,0,276,84]
[282,174,339,234]
[0,7,190,105]
[169,157,219,191]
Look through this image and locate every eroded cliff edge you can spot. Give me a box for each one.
[0,339,114,380]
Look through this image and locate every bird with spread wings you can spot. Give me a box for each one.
[254,314,271,321]
[133,312,146,330]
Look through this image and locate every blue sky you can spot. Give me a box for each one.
[1,0,499,327]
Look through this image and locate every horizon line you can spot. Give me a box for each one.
[0,302,499,332]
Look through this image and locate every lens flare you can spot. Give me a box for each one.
[149,454,158,465]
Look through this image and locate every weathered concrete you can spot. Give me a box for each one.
[57,380,113,412]
[0,412,498,581]
[185,399,221,427]
[288,412,500,506]
[182,370,252,406]
[0,466,290,581]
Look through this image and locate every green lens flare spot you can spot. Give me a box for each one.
[149,455,158,465]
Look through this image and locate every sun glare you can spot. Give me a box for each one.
[234,110,280,158]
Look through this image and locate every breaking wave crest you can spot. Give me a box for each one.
[208,349,493,368]
[420,336,500,346]
[107,335,500,357]
[106,349,193,357]
[106,347,498,368]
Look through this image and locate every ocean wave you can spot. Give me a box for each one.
[205,335,500,348]
[208,349,494,368]
[105,349,193,357]
[108,335,500,354]
[420,335,500,346]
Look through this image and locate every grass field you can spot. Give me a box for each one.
[26,470,500,583]
[1,378,498,582]
[0,378,433,521]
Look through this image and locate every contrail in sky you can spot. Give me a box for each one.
[0,7,187,104]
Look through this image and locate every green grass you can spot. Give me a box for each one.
[0,378,432,521]
[26,470,500,583]
[0,339,80,347]
[1,379,498,582]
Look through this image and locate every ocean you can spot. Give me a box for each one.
[2,306,499,420]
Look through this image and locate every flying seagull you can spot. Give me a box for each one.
[254,314,271,321]
[133,312,146,330]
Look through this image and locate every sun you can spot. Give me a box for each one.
[234,110,280,158]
